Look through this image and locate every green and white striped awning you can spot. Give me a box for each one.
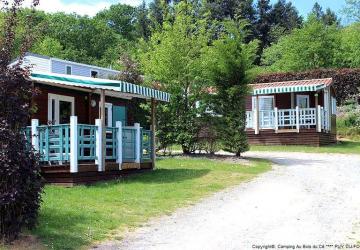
[253,84,324,95]
[30,72,170,102]
[251,78,333,95]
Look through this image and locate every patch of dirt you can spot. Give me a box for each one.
[2,235,46,250]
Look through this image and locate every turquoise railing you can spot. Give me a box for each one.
[122,127,136,162]
[141,129,152,162]
[29,123,152,164]
[38,124,70,162]
[78,124,97,161]
[106,127,118,160]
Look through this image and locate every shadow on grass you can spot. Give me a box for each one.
[33,208,103,250]
[109,168,211,185]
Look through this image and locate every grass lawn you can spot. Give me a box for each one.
[250,140,360,154]
[29,156,270,250]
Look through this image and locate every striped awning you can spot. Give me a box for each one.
[30,72,170,102]
[251,78,333,95]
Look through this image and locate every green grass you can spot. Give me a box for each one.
[251,140,360,154]
[337,117,360,141]
[31,157,270,250]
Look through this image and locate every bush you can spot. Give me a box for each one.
[337,100,360,140]
[0,0,43,242]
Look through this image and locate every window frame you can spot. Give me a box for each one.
[65,65,72,75]
[296,94,310,109]
[90,69,99,78]
[48,93,75,125]
[252,95,275,111]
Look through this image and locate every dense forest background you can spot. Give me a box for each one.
[4,0,359,73]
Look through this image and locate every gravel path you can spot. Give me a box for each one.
[93,152,360,250]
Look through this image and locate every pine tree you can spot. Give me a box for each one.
[311,2,340,26]
[135,0,151,40]
[255,0,272,62]
[322,8,340,26]
[269,0,302,43]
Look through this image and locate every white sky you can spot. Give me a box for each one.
[3,0,143,17]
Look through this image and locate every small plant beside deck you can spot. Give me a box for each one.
[28,157,271,250]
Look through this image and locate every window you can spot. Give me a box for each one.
[332,97,337,114]
[105,103,112,127]
[91,70,98,78]
[296,95,309,109]
[66,65,72,75]
[259,96,274,110]
[48,94,75,124]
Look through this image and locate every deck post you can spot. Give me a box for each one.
[95,119,104,172]
[150,98,156,169]
[296,106,300,133]
[317,105,322,133]
[31,119,39,152]
[134,123,141,166]
[70,116,78,173]
[254,95,259,134]
[274,107,278,133]
[99,89,106,171]
[116,121,123,170]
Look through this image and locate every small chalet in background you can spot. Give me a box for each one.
[246,78,337,146]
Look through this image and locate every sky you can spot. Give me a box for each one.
[27,0,347,18]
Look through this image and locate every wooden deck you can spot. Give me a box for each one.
[41,162,153,186]
[246,128,336,146]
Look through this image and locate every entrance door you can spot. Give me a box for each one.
[48,94,75,124]
[296,95,310,109]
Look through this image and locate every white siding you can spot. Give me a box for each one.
[51,59,118,79]
[23,55,50,72]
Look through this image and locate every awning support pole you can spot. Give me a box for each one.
[100,89,106,171]
[150,98,156,169]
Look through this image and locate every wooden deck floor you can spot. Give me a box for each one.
[41,162,153,186]
[246,128,336,146]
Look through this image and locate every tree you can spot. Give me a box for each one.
[149,0,169,29]
[270,0,302,32]
[335,23,360,68]
[140,2,209,153]
[322,8,340,26]
[135,0,151,40]
[95,4,137,40]
[269,0,302,43]
[311,2,340,26]
[262,15,339,72]
[311,2,324,20]
[342,0,360,22]
[202,21,258,156]
[0,0,43,242]
[32,37,64,58]
[43,13,119,65]
[255,0,272,62]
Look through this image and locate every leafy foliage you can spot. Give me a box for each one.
[139,2,209,153]
[201,21,258,156]
[262,16,339,71]
[0,0,43,242]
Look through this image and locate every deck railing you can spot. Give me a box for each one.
[246,106,330,132]
[27,117,153,172]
